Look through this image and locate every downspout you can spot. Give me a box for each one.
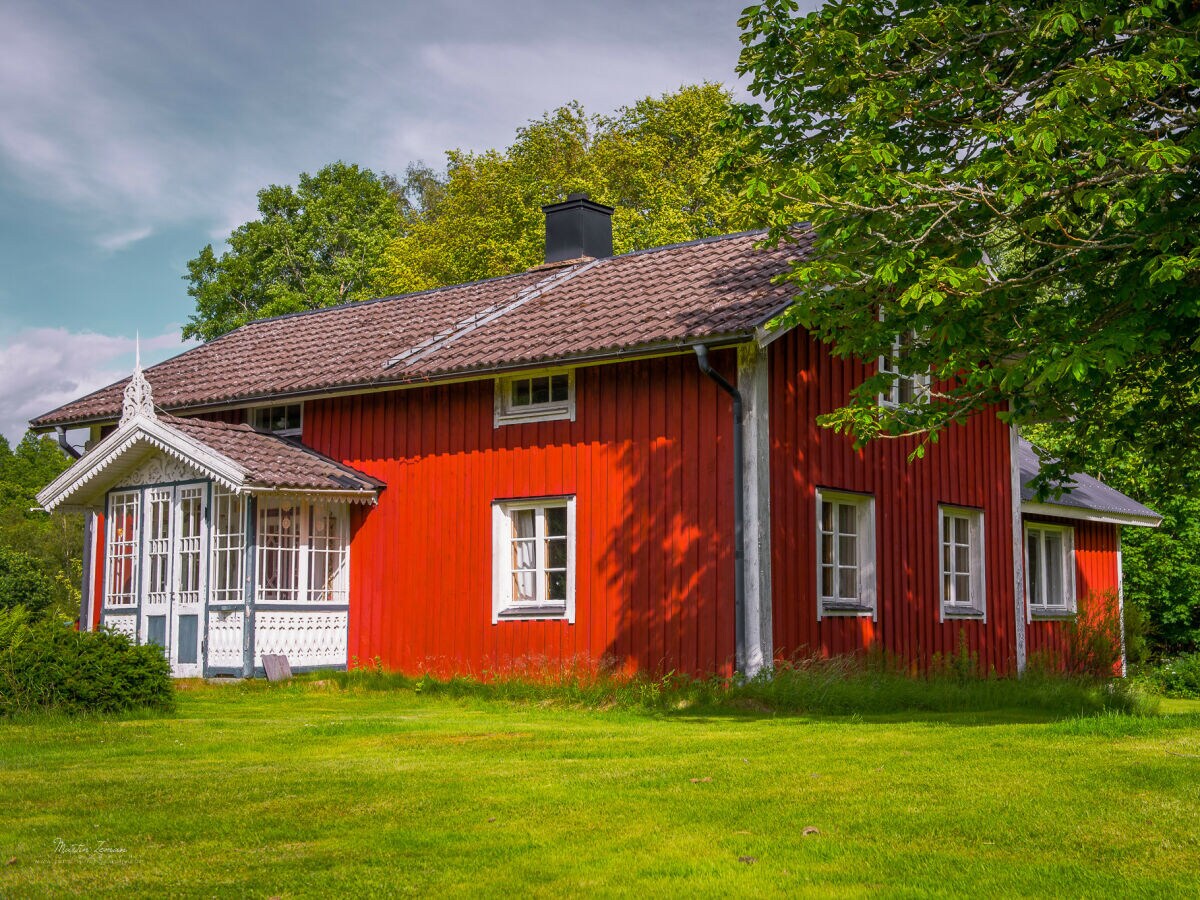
[55,426,81,459]
[693,345,746,675]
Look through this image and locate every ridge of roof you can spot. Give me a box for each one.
[211,229,776,338]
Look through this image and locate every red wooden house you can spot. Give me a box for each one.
[34,196,1159,678]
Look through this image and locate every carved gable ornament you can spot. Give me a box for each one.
[120,361,156,424]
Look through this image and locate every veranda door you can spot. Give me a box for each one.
[139,482,207,677]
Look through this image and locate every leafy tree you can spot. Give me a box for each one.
[183,162,403,341]
[727,1,1200,485]
[382,84,751,293]
[0,434,80,619]
[0,547,54,614]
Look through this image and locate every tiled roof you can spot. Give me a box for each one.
[165,416,383,493]
[32,229,810,428]
[1018,440,1159,523]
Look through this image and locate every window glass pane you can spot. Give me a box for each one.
[547,538,567,569]
[956,574,971,603]
[838,503,857,536]
[820,565,834,598]
[513,379,531,406]
[1045,533,1064,605]
[838,567,857,599]
[513,571,535,602]
[546,571,567,601]
[955,545,970,575]
[944,572,953,603]
[954,516,969,545]
[532,376,550,404]
[943,515,952,544]
[513,508,535,539]
[820,531,834,565]
[839,534,856,564]
[551,374,568,402]
[512,539,535,571]
[545,506,567,537]
[820,501,833,534]
[898,377,915,405]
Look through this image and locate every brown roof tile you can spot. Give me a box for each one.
[165,416,383,493]
[32,229,809,427]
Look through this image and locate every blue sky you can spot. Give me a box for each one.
[0,0,811,442]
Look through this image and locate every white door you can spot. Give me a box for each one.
[138,483,207,677]
[171,485,206,678]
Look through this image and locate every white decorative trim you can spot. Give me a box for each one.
[207,609,245,669]
[738,341,772,676]
[120,363,156,424]
[1019,501,1160,528]
[254,611,348,668]
[1010,426,1027,674]
[1117,526,1127,676]
[37,415,247,511]
[114,454,200,488]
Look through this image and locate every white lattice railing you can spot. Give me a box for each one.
[254,611,347,669]
[207,610,244,669]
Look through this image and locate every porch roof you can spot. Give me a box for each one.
[36,411,383,512]
[1018,440,1159,527]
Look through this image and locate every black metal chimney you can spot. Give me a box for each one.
[542,193,614,263]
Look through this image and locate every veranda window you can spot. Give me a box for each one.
[255,498,349,605]
[211,487,245,604]
[105,490,140,606]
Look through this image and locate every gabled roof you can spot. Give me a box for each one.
[1018,440,1159,527]
[32,229,811,428]
[36,412,382,512]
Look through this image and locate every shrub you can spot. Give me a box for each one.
[1149,652,1200,699]
[1062,591,1124,678]
[0,607,174,717]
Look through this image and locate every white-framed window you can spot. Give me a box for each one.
[492,496,576,622]
[104,490,141,607]
[939,506,986,619]
[248,403,302,437]
[175,485,205,605]
[255,498,349,605]
[1025,523,1076,618]
[815,489,876,618]
[210,487,245,605]
[494,369,575,426]
[879,330,930,408]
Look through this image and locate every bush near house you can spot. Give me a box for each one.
[1140,652,1200,700]
[0,607,174,717]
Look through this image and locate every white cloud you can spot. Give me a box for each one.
[0,327,194,444]
[95,226,154,252]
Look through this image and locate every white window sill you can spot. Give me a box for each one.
[820,602,875,617]
[494,405,573,427]
[1030,608,1076,620]
[943,606,985,619]
[496,603,569,622]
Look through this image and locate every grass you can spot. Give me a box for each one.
[1,676,1198,898]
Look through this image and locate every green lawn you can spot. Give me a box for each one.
[2,683,1198,898]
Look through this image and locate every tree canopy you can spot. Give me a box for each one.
[727,0,1200,486]
[183,162,403,341]
[381,84,750,293]
[0,434,80,618]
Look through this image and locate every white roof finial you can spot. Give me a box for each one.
[120,332,156,424]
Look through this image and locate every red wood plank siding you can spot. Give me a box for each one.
[304,352,739,677]
[1024,515,1121,669]
[768,328,1019,673]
